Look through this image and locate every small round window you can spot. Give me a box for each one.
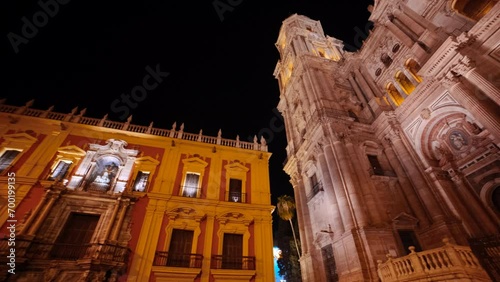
[392,43,400,53]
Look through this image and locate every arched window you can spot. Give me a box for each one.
[405,59,423,83]
[386,83,405,106]
[395,71,416,95]
[451,0,496,21]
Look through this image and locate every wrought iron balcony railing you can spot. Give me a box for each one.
[23,242,129,263]
[210,255,255,270]
[180,185,201,198]
[153,252,203,268]
[224,191,247,203]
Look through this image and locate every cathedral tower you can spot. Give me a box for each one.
[274,1,500,280]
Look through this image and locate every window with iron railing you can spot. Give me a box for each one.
[227,178,245,203]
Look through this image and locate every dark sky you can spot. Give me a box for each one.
[3,0,373,208]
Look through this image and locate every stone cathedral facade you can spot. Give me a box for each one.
[274,0,500,281]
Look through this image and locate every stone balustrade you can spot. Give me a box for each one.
[377,238,491,282]
[0,100,267,151]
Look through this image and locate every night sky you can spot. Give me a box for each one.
[3,0,373,214]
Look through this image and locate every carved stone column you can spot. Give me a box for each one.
[382,139,431,227]
[386,129,445,223]
[323,143,354,230]
[291,176,312,255]
[425,167,482,238]
[441,72,500,143]
[354,69,376,100]
[317,145,345,234]
[110,198,131,241]
[393,9,425,37]
[26,189,61,236]
[382,19,414,48]
[448,169,500,235]
[454,56,500,103]
[332,137,369,227]
[346,141,383,226]
[348,73,369,104]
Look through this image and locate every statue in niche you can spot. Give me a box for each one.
[93,163,118,185]
[449,131,467,150]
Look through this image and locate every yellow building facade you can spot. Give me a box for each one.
[0,101,275,282]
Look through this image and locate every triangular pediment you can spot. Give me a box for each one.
[392,212,419,229]
[3,132,37,144]
[57,145,87,156]
[135,156,160,166]
[182,157,208,168]
[224,161,249,172]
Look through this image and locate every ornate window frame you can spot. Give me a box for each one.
[224,161,249,202]
[0,133,37,174]
[180,156,208,198]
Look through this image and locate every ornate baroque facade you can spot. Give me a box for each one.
[0,102,275,281]
[274,0,500,281]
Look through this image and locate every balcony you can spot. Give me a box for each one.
[180,185,201,198]
[211,255,255,270]
[24,242,130,263]
[377,238,491,282]
[153,252,203,268]
[225,191,247,203]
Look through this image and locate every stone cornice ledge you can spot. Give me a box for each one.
[210,269,256,281]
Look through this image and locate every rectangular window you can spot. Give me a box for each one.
[51,213,100,259]
[182,172,200,197]
[222,233,243,269]
[167,229,194,267]
[321,244,339,282]
[48,160,72,181]
[368,155,384,176]
[398,230,422,255]
[133,171,150,192]
[0,150,21,173]
[228,178,242,202]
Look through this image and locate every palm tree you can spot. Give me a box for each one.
[276,195,301,258]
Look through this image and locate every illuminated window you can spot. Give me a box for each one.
[182,172,200,197]
[0,149,21,173]
[386,83,405,106]
[452,0,495,21]
[133,171,150,192]
[395,71,416,95]
[48,160,72,181]
[228,178,243,202]
[405,59,422,83]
